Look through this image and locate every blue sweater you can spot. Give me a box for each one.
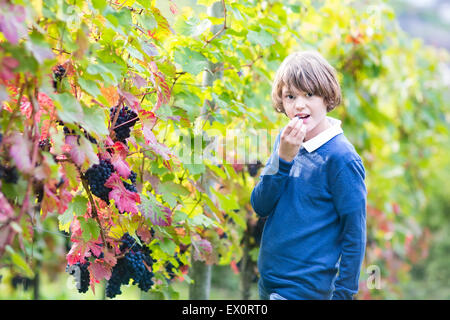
[251,131,367,300]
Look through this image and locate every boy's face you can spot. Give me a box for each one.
[281,85,331,142]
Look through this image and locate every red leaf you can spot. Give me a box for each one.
[65,135,85,166]
[0,191,14,222]
[132,73,147,89]
[104,173,140,214]
[137,226,152,243]
[142,126,173,160]
[169,1,179,15]
[118,88,140,113]
[191,233,213,262]
[230,260,240,274]
[66,229,102,265]
[89,260,112,282]
[0,4,27,44]
[110,151,131,178]
[9,133,32,173]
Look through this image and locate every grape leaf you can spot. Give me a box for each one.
[9,133,32,173]
[52,93,84,124]
[139,194,172,226]
[81,105,109,136]
[104,173,140,214]
[78,78,101,98]
[0,191,14,223]
[247,29,275,47]
[65,135,85,166]
[174,47,208,76]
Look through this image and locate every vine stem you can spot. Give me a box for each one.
[17,80,41,222]
[79,170,107,248]
[109,96,125,137]
[112,115,139,130]
[203,0,227,48]
[0,80,42,259]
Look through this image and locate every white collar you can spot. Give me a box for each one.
[301,116,343,153]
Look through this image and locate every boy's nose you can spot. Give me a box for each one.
[295,98,307,108]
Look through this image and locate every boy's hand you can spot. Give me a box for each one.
[278,116,307,162]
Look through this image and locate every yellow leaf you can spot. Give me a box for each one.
[100,85,119,107]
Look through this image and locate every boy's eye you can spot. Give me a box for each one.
[286,94,294,99]
[306,92,313,97]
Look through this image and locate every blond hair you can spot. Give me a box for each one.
[271,51,341,113]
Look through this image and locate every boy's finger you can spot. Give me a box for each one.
[283,117,299,136]
[293,122,306,140]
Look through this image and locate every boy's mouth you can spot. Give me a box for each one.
[295,113,310,120]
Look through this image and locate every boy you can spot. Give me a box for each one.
[251,51,367,300]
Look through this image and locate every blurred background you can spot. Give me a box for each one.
[0,0,448,300]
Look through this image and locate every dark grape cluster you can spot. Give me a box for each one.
[0,165,18,184]
[247,160,263,177]
[11,275,34,291]
[85,159,115,203]
[85,158,138,208]
[66,261,90,294]
[52,65,66,90]
[123,171,137,193]
[39,138,51,152]
[164,254,185,281]
[110,106,138,143]
[105,233,155,298]
[57,121,97,145]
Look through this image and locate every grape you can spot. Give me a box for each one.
[58,120,97,145]
[66,262,90,294]
[0,166,18,184]
[105,233,155,298]
[39,138,51,152]
[110,106,138,143]
[85,160,115,203]
[53,65,66,90]
[164,255,184,281]
[0,132,3,145]
[11,275,33,291]
[247,160,263,177]
[123,170,138,193]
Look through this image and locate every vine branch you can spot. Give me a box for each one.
[203,0,228,48]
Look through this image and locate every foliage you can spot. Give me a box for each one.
[0,0,449,299]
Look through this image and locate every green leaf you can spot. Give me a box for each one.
[78,78,101,98]
[174,47,208,76]
[189,213,215,228]
[137,14,157,30]
[79,217,100,242]
[210,186,240,212]
[174,16,212,37]
[184,163,205,176]
[207,163,227,179]
[6,246,34,278]
[173,210,188,223]
[92,0,108,12]
[58,209,74,232]
[247,29,275,47]
[52,93,84,124]
[71,195,88,216]
[160,238,176,255]
[81,105,109,136]
[159,181,190,197]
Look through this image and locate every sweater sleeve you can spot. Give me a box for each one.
[330,159,367,300]
[250,131,294,218]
